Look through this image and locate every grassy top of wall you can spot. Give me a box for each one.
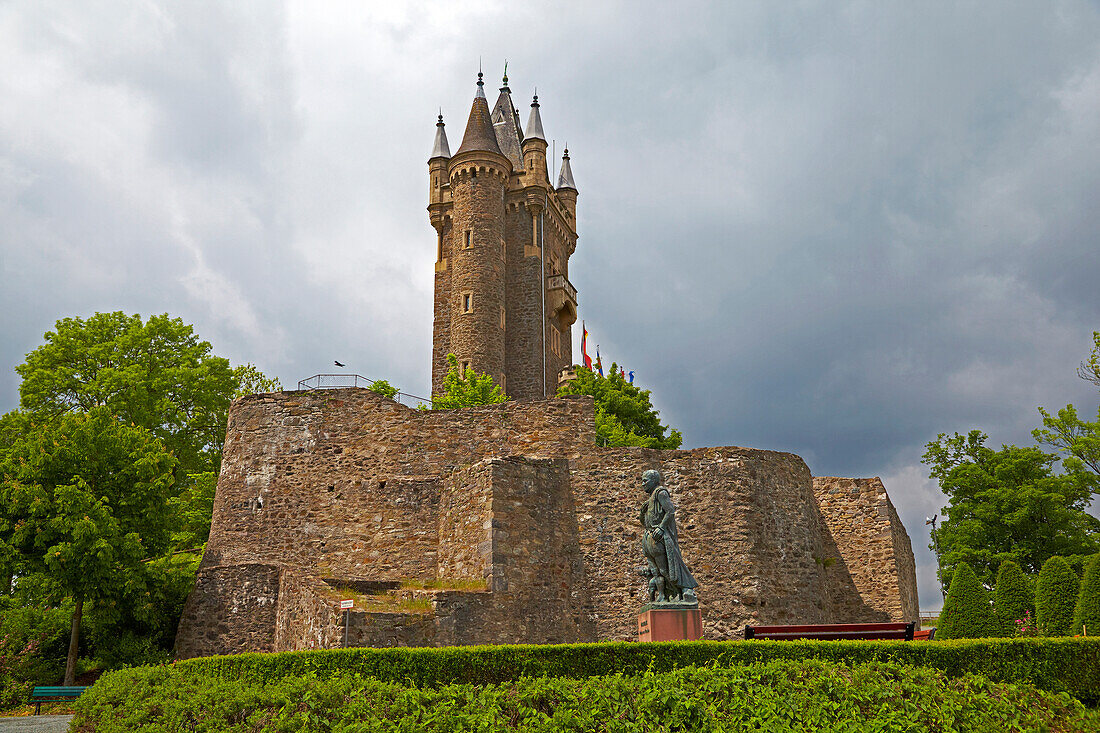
[178,637,1100,703]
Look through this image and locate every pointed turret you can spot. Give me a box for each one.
[491,70,525,170]
[456,72,503,156]
[430,112,450,160]
[524,92,546,141]
[521,92,548,182]
[556,147,576,191]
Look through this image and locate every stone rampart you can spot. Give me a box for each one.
[812,477,919,624]
[177,389,918,656]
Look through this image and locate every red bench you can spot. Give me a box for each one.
[744,622,915,641]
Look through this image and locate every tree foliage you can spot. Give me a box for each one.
[431,354,509,409]
[922,430,1099,586]
[558,364,682,449]
[1073,554,1100,637]
[0,408,177,682]
[938,562,999,639]
[367,379,400,400]
[1036,556,1080,637]
[1078,331,1100,388]
[1033,404,1100,494]
[232,363,282,400]
[15,313,244,473]
[993,560,1033,637]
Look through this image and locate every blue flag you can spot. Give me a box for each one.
[628,370,635,384]
[595,346,603,377]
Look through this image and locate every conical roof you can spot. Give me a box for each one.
[557,147,576,191]
[524,93,546,142]
[430,113,450,160]
[456,73,503,157]
[491,74,525,170]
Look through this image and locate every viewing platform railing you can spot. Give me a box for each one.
[296,374,433,410]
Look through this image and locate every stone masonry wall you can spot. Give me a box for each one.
[201,390,595,581]
[180,390,918,655]
[175,564,281,658]
[570,447,830,641]
[812,477,919,623]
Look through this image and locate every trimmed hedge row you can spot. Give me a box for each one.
[73,658,1099,732]
[177,637,1100,703]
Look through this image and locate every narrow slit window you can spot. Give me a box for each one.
[500,306,506,329]
[461,292,473,313]
[464,230,472,249]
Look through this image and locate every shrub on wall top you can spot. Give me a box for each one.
[993,560,1033,637]
[1037,556,1080,637]
[939,562,999,639]
[1073,553,1100,637]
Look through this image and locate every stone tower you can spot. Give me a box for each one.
[429,71,579,399]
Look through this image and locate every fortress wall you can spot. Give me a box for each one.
[437,462,494,581]
[570,446,830,641]
[479,456,592,643]
[812,477,920,623]
[272,569,343,652]
[175,563,281,659]
[201,390,595,581]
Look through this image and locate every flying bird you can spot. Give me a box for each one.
[334,360,345,367]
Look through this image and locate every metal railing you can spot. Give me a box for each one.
[296,374,433,410]
[546,273,577,303]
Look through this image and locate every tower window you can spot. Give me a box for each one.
[461,360,471,374]
[500,306,506,329]
[550,326,561,356]
[464,230,472,249]
[501,237,506,260]
[461,292,473,313]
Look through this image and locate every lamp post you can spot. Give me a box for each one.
[925,515,946,600]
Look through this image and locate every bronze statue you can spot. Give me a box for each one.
[639,469,698,605]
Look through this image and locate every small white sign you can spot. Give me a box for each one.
[340,599,354,610]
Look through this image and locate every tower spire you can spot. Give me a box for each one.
[430,110,450,160]
[556,145,576,190]
[525,90,546,141]
[456,71,503,156]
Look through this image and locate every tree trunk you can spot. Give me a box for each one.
[63,597,83,686]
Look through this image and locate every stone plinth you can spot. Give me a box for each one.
[637,607,703,642]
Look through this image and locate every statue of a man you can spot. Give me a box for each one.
[639,469,698,604]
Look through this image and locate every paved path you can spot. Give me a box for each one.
[0,716,73,732]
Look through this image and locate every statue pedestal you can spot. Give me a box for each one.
[637,606,703,642]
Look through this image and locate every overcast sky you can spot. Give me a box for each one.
[2,1,1099,612]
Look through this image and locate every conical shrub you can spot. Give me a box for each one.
[1036,556,1079,637]
[993,560,1032,637]
[1072,553,1100,636]
[938,562,998,639]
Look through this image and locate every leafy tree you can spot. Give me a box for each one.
[14,312,273,473]
[558,364,682,449]
[0,408,176,684]
[233,363,282,399]
[938,562,999,639]
[1035,556,1079,637]
[1072,553,1100,636]
[431,354,508,409]
[922,431,1099,586]
[367,379,400,400]
[1033,405,1100,494]
[992,560,1033,637]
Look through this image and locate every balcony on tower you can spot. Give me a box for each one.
[547,273,578,329]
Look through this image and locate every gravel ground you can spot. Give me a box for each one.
[0,716,73,732]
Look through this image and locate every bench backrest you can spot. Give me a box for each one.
[744,622,915,641]
[31,686,88,698]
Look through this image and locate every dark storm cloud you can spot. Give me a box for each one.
[2,1,1098,611]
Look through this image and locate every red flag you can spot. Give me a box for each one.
[581,322,592,369]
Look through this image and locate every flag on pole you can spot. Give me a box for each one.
[581,322,592,369]
[595,346,603,377]
[620,367,625,379]
[628,370,635,384]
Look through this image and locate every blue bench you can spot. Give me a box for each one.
[30,686,87,715]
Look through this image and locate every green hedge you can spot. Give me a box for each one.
[1037,556,1080,636]
[177,637,1100,703]
[1074,554,1100,636]
[993,560,1033,637]
[74,658,1099,732]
